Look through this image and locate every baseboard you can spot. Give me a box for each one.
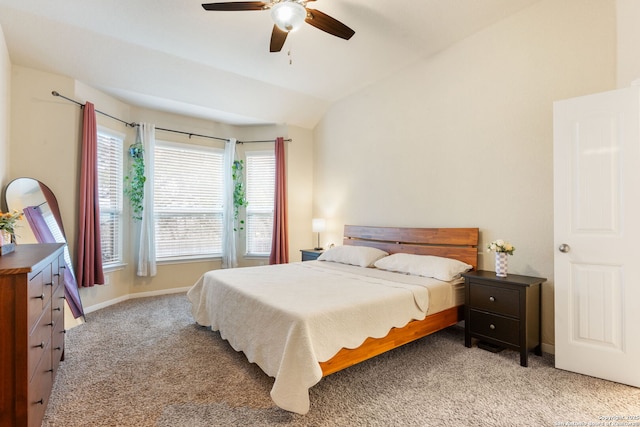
[541,342,555,355]
[83,286,192,314]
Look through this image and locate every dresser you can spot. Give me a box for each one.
[462,270,545,367]
[0,243,66,427]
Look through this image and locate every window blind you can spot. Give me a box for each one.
[97,130,123,266]
[154,142,224,259]
[246,151,275,255]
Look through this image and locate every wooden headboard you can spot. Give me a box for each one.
[342,225,479,270]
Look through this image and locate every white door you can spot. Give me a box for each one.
[554,86,640,387]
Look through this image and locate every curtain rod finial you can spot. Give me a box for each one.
[52,91,59,96]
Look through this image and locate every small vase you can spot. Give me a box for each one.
[495,252,508,277]
[0,230,15,256]
[0,230,10,246]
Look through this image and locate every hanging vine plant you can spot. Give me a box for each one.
[232,159,248,231]
[124,142,145,221]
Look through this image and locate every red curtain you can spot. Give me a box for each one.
[76,102,105,287]
[269,137,289,264]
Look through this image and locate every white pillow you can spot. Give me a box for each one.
[374,253,472,281]
[317,245,389,268]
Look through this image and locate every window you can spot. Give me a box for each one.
[97,128,124,267]
[154,141,224,260]
[245,151,275,255]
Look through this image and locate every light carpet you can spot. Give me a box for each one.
[42,293,640,426]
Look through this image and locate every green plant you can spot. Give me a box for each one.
[0,210,23,236]
[232,159,248,231]
[124,142,146,221]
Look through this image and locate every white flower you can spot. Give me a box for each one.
[487,239,515,255]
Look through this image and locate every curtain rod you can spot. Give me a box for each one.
[51,91,291,144]
[52,91,136,128]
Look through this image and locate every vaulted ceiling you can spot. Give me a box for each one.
[0,0,539,128]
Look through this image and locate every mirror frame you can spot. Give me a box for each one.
[3,177,85,319]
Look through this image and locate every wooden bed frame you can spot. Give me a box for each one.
[319,225,479,376]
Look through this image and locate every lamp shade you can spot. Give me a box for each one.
[312,218,326,233]
[271,1,306,32]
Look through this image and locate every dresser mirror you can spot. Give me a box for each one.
[4,177,84,318]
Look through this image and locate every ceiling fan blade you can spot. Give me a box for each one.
[202,2,267,11]
[270,25,288,52]
[305,8,355,40]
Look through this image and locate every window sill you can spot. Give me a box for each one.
[103,263,127,273]
[156,255,222,265]
[244,254,270,260]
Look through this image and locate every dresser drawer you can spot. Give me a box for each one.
[469,282,519,317]
[469,309,520,346]
[51,323,65,378]
[51,283,65,376]
[28,304,53,382]
[28,348,53,427]
[51,282,65,323]
[52,257,63,292]
[27,265,53,329]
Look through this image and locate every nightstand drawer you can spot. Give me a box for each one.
[469,309,520,346]
[469,282,519,317]
[300,249,323,261]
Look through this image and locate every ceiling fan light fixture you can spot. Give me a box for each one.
[271,1,306,32]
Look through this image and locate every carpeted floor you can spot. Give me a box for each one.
[42,293,640,427]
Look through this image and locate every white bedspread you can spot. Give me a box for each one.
[187,260,461,414]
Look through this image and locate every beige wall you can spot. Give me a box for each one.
[3,1,631,348]
[617,0,640,87]
[312,0,617,350]
[8,67,314,311]
[0,24,10,193]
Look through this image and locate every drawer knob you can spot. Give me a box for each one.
[35,399,44,405]
[45,282,53,287]
[489,296,495,302]
[55,346,62,351]
[36,341,45,349]
[489,324,496,330]
[35,293,45,300]
[54,307,62,312]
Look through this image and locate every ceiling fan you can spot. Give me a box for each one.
[201,0,355,52]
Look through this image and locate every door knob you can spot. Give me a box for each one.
[558,243,571,253]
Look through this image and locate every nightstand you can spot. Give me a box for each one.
[300,249,324,261]
[462,270,545,367]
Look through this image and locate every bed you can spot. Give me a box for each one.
[187,225,479,414]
